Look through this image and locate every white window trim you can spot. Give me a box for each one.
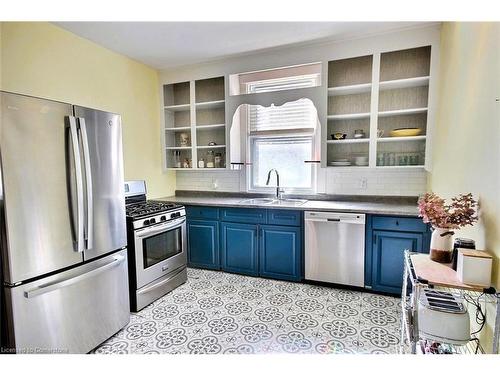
[241,97,321,195]
[246,132,318,195]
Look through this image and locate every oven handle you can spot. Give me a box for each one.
[135,217,186,238]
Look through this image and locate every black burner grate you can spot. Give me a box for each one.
[126,201,179,218]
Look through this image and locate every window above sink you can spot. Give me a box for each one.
[230,98,321,195]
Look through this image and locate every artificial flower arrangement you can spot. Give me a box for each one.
[418,192,478,229]
[418,192,478,263]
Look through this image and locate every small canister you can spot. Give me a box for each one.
[452,237,475,270]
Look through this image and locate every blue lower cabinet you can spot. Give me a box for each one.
[221,222,259,276]
[187,220,219,270]
[259,225,302,281]
[371,230,425,294]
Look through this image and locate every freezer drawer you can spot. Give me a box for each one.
[4,249,130,354]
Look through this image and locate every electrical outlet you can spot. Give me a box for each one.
[211,178,218,190]
[358,177,368,189]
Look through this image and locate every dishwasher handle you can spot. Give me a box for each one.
[305,211,366,224]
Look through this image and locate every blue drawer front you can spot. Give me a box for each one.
[267,209,301,227]
[186,206,219,220]
[372,216,428,232]
[221,207,267,224]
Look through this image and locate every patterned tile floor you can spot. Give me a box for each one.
[93,268,405,354]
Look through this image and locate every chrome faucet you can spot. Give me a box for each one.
[266,169,284,200]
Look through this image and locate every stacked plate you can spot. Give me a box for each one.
[329,159,351,166]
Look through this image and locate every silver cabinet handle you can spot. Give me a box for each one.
[78,117,93,250]
[68,116,85,253]
[24,254,125,299]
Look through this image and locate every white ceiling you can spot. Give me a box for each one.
[55,22,426,70]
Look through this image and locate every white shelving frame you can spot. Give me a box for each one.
[326,45,436,170]
[162,77,227,171]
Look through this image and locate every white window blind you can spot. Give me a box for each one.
[249,98,317,133]
[247,74,321,94]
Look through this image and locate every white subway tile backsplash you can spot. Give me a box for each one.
[175,168,427,196]
[176,170,241,192]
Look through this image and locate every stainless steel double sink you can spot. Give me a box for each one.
[238,197,308,206]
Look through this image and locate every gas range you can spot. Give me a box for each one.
[124,180,187,312]
[124,181,186,229]
[126,200,185,229]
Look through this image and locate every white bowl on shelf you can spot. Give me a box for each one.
[354,156,368,166]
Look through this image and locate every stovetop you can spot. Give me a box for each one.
[126,200,182,219]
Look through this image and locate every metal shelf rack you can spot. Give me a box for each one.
[401,250,500,354]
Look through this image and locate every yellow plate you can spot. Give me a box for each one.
[390,128,422,137]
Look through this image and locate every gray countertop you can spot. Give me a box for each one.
[157,195,420,217]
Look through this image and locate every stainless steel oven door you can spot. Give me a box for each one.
[133,217,187,289]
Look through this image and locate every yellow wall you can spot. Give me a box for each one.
[430,22,500,352]
[430,22,500,285]
[0,22,175,198]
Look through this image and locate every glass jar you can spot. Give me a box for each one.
[377,153,384,166]
[388,153,395,166]
[409,153,419,165]
[214,153,222,168]
[206,151,215,168]
[174,150,181,168]
[198,158,205,168]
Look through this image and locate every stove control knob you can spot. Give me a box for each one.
[160,216,166,221]
[143,219,150,226]
[150,218,156,224]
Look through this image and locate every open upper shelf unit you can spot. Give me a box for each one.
[163,76,227,170]
[327,55,372,167]
[327,46,433,168]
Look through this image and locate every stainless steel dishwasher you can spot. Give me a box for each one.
[304,211,366,287]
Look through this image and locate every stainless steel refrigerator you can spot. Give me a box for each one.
[0,91,130,354]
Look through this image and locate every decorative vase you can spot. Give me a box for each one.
[429,227,455,263]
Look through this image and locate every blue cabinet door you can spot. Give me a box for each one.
[260,225,302,281]
[371,230,423,294]
[220,222,259,276]
[187,220,220,270]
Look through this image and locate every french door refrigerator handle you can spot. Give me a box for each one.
[68,116,85,253]
[77,117,94,250]
[23,254,126,299]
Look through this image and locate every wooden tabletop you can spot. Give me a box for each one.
[410,253,487,292]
